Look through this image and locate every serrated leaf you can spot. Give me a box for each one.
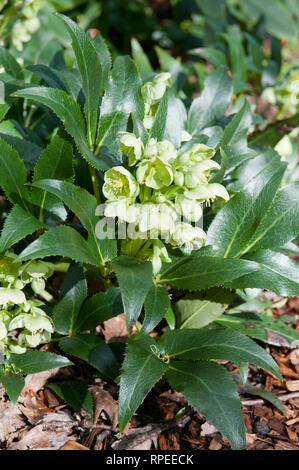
[131,38,153,74]
[0,47,23,79]
[175,288,233,329]
[188,66,233,135]
[235,376,287,416]
[7,351,71,374]
[240,182,299,256]
[111,256,153,329]
[216,312,299,349]
[149,92,168,141]
[159,255,260,290]
[219,100,255,171]
[32,135,74,224]
[75,287,123,332]
[0,137,30,210]
[159,328,282,379]
[93,31,111,92]
[32,179,116,263]
[19,225,99,266]
[14,87,109,171]
[220,33,248,93]
[100,55,143,120]
[0,372,25,407]
[0,205,44,254]
[58,14,103,145]
[27,64,66,90]
[206,154,287,258]
[141,285,170,334]
[53,263,87,334]
[225,250,299,297]
[96,111,127,157]
[166,361,246,449]
[118,335,168,432]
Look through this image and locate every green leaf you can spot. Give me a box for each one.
[166,361,246,449]
[239,182,299,256]
[33,136,74,183]
[0,205,44,254]
[216,312,299,349]
[0,137,30,210]
[0,47,23,79]
[195,47,227,67]
[53,263,87,334]
[164,96,187,148]
[159,328,282,379]
[118,335,168,432]
[0,372,25,407]
[32,135,74,224]
[19,225,100,266]
[27,64,66,90]
[131,38,153,74]
[235,377,287,416]
[75,287,123,332]
[111,256,153,329]
[14,87,109,171]
[206,154,287,258]
[188,66,233,135]
[32,179,116,263]
[149,92,168,141]
[59,334,121,380]
[48,380,93,415]
[159,255,260,290]
[100,55,143,120]
[58,14,103,145]
[219,101,255,171]
[7,351,71,374]
[220,33,248,93]
[141,285,170,334]
[93,31,111,93]
[96,111,128,157]
[225,250,299,297]
[243,0,297,40]
[175,288,234,329]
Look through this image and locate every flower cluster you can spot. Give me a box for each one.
[0,253,53,356]
[8,0,44,51]
[262,70,299,116]
[102,74,229,273]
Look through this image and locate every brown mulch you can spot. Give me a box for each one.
[0,295,299,451]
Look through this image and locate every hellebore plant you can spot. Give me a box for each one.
[0,17,298,449]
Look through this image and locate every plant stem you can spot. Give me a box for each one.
[89,166,101,204]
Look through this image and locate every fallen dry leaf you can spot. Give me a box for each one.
[0,402,26,443]
[200,421,217,436]
[89,386,118,430]
[286,380,299,392]
[22,368,60,394]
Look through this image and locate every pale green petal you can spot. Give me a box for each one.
[0,288,27,308]
[0,321,7,341]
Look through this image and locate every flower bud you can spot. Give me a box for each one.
[119,132,144,166]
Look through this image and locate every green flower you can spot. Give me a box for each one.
[184,183,229,203]
[150,240,171,274]
[137,203,177,233]
[119,132,144,166]
[9,307,53,334]
[104,199,140,223]
[184,159,221,189]
[137,157,173,189]
[103,166,139,200]
[141,73,171,103]
[167,222,206,251]
[0,287,27,310]
[175,194,203,222]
